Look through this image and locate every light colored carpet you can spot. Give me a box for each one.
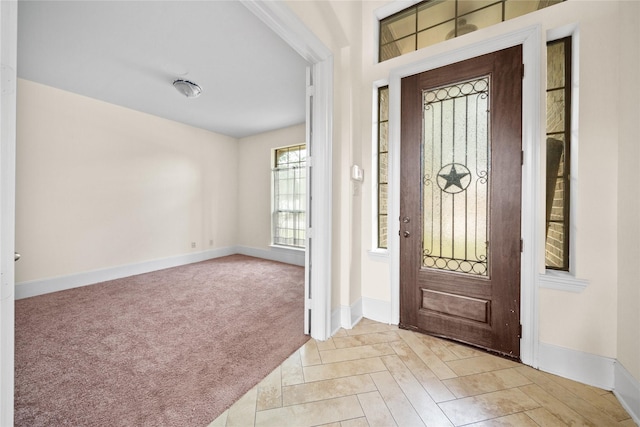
[15,254,308,426]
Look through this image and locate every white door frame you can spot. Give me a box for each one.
[0,1,17,424]
[0,1,334,419]
[240,0,334,340]
[388,25,542,367]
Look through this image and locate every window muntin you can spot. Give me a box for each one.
[377,86,389,249]
[545,37,571,270]
[379,0,564,62]
[273,144,306,248]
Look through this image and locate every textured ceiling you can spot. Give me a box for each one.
[17,1,309,139]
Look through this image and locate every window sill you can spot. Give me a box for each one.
[269,244,305,253]
[539,270,589,293]
[368,248,390,261]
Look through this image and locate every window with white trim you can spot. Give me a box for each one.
[545,37,571,270]
[379,0,565,62]
[272,144,306,248]
[377,86,390,249]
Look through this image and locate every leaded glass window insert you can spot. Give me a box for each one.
[545,37,571,270]
[378,86,389,249]
[379,0,564,62]
[273,144,306,248]
[422,77,490,276]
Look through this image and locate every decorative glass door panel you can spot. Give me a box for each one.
[422,77,490,276]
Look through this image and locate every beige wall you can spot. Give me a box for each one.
[16,79,238,283]
[286,0,638,373]
[236,124,305,251]
[617,1,640,381]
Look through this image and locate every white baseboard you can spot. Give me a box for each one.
[15,245,306,300]
[337,298,363,330]
[538,342,615,390]
[614,361,640,425]
[362,297,393,325]
[236,245,305,267]
[331,307,342,336]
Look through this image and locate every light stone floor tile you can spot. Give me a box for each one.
[533,368,631,422]
[445,354,521,377]
[442,367,532,398]
[282,374,376,406]
[254,395,364,427]
[225,385,258,427]
[303,357,387,382]
[397,328,458,380]
[281,349,305,386]
[208,409,228,427]
[438,388,540,426]
[256,366,282,411]
[381,354,453,426]
[389,340,456,402]
[300,339,322,366]
[518,383,595,426]
[516,367,621,425]
[370,370,426,427]
[448,342,486,359]
[319,343,395,364]
[524,407,570,427]
[332,328,349,337]
[344,322,397,336]
[466,412,540,426]
[208,320,633,427]
[339,417,370,427]
[357,391,397,427]
[413,333,461,362]
[332,331,401,349]
[315,337,336,351]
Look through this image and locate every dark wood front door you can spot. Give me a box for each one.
[399,46,523,359]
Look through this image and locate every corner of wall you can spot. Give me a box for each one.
[614,360,640,425]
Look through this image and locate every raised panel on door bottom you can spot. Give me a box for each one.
[421,289,490,323]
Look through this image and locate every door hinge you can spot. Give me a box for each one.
[521,150,524,165]
[521,63,525,79]
[518,324,523,338]
[520,239,524,253]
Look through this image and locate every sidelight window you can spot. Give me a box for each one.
[377,86,390,249]
[273,144,306,248]
[545,37,571,270]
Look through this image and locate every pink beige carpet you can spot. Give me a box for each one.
[15,254,308,426]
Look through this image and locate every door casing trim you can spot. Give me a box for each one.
[241,0,334,341]
[388,25,542,367]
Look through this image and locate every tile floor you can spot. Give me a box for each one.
[210,319,635,427]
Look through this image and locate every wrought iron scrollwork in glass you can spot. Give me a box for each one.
[422,76,490,276]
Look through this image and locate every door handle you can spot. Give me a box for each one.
[403,231,410,238]
[14,252,21,262]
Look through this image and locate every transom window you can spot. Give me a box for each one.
[273,144,306,248]
[379,0,564,62]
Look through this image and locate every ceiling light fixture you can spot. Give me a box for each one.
[173,79,202,98]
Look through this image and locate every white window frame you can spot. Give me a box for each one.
[271,144,307,250]
[539,24,589,293]
[370,82,391,258]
